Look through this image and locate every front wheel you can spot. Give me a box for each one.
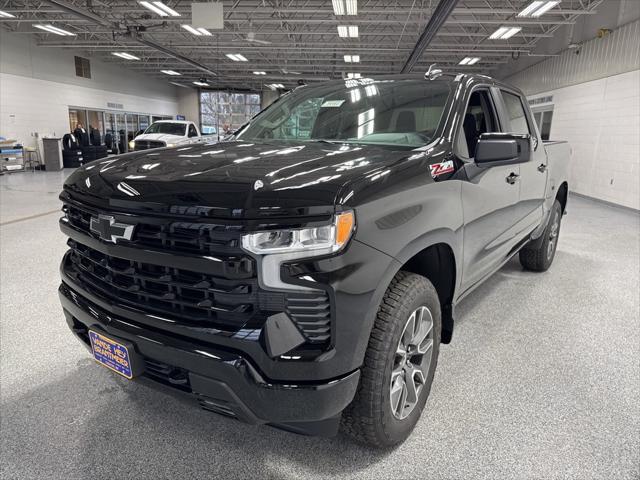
[519,199,563,272]
[341,271,441,447]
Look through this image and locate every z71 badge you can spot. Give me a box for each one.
[429,160,455,178]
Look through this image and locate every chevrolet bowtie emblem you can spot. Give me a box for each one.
[89,215,135,243]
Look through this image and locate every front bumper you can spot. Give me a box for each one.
[60,283,359,435]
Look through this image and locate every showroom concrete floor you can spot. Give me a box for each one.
[1,170,638,480]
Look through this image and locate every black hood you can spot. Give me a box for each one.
[64,141,417,219]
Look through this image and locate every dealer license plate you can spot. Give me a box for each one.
[88,331,134,379]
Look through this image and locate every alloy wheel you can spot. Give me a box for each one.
[390,306,434,420]
[547,211,560,260]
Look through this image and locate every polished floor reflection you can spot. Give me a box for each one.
[1,170,638,479]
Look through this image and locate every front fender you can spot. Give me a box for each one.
[352,178,465,301]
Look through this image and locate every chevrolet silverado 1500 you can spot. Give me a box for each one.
[59,73,569,447]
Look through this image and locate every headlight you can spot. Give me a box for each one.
[242,211,355,255]
[128,140,135,150]
[166,143,176,148]
[241,211,355,291]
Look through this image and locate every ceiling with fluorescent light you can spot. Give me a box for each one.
[0,0,603,90]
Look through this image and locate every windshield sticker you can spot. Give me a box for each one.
[429,160,455,178]
[321,100,346,108]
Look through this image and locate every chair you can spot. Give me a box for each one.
[23,147,42,172]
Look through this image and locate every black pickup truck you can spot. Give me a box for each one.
[59,73,569,447]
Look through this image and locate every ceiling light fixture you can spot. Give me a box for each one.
[34,24,76,36]
[266,83,285,90]
[112,52,140,60]
[518,1,560,17]
[332,0,357,15]
[338,25,359,37]
[489,26,522,39]
[0,10,15,18]
[181,24,211,36]
[226,53,248,62]
[344,54,360,63]
[459,57,481,65]
[253,71,267,75]
[193,81,209,87]
[139,1,180,17]
[161,70,181,75]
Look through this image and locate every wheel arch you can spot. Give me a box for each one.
[399,242,457,344]
[366,230,461,346]
[556,181,568,213]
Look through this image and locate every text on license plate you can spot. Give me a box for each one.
[88,331,133,379]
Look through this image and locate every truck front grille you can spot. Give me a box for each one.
[64,202,242,256]
[134,140,165,150]
[61,199,334,349]
[64,240,257,329]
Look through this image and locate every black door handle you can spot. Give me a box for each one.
[538,164,547,173]
[506,173,520,185]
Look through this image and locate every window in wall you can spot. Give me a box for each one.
[126,113,140,141]
[533,111,542,128]
[533,108,554,141]
[68,109,88,132]
[200,91,262,139]
[74,56,91,79]
[138,115,151,131]
[87,110,104,137]
[540,111,553,140]
[501,90,531,135]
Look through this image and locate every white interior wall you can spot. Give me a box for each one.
[528,70,639,210]
[0,30,178,148]
[502,20,640,210]
[176,87,200,124]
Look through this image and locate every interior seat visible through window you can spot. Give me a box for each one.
[460,90,498,158]
[395,111,416,132]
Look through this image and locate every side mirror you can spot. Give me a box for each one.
[474,133,531,166]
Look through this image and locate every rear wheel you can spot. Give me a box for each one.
[341,271,441,447]
[519,199,562,272]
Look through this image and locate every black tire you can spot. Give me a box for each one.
[519,199,562,272]
[62,149,83,168]
[341,271,441,447]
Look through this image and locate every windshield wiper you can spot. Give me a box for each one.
[308,139,348,145]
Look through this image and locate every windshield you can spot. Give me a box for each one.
[237,78,452,149]
[144,122,186,136]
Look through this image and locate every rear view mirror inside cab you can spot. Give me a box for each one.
[474,133,532,166]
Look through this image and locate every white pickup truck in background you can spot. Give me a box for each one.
[131,120,204,151]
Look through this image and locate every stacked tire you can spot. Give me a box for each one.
[62,133,84,168]
[90,129,109,160]
[104,133,117,154]
[81,145,97,163]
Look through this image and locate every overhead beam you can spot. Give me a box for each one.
[4,6,599,16]
[39,0,217,77]
[132,35,217,77]
[401,0,459,73]
[38,0,113,27]
[1,16,580,26]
